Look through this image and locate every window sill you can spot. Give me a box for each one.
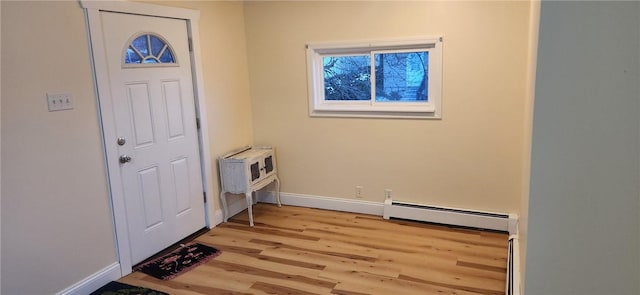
[309,109,441,119]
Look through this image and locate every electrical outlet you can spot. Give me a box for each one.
[385,189,392,200]
[355,186,363,199]
[47,92,74,112]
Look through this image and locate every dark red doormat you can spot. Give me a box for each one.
[135,242,221,280]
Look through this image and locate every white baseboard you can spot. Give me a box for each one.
[507,234,522,295]
[56,262,121,295]
[508,214,519,235]
[258,192,384,216]
[212,208,224,226]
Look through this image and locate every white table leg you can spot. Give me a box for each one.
[246,192,254,227]
[274,177,282,207]
[220,190,229,222]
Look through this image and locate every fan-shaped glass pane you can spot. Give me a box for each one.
[124,33,176,65]
[132,35,149,56]
[150,35,165,56]
[125,46,142,64]
[159,50,174,63]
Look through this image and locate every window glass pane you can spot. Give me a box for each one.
[150,35,165,56]
[158,50,175,63]
[125,46,142,64]
[323,55,371,101]
[374,51,428,102]
[131,35,149,56]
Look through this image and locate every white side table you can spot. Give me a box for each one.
[218,146,281,226]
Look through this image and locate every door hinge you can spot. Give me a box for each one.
[203,191,207,203]
[196,117,201,130]
[188,38,193,52]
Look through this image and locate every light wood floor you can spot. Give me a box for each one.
[120,204,508,295]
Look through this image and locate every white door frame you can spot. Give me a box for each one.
[81,0,215,276]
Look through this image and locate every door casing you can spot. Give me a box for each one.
[82,0,215,276]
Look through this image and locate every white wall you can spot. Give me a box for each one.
[525,2,640,294]
[244,1,531,214]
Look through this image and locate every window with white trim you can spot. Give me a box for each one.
[306,37,443,119]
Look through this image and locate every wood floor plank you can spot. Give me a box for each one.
[206,241,327,271]
[319,267,483,295]
[165,264,256,293]
[377,250,505,281]
[207,224,380,262]
[259,246,402,278]
[456,254,508,269]
[206,258,337,293]
[398,274,504,295]
[250,238,379,262]
[304,225,506,258]
[393,262,505,293]
[119,204,508,294]
[456,260,508,273]
[214,250,327,279]
[121,268,254,295]
[250,281,325,295]
[222,222,321,241]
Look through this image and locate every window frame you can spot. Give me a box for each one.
[122,32,179,68]
[306,37,443,119]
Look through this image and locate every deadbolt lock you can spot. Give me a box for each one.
[119,155,132,164]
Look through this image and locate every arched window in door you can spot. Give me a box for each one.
[124,33,177,66]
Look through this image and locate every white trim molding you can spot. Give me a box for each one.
[259,192,384,216]
[508,213,519,235]
[212,208,225,226]
[306,36,443,119]
[81,0,199,20]
[56,262,120,295]
[507,234,522,295]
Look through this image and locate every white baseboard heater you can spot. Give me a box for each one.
[383,197,518,233]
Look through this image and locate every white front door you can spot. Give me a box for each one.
[99,11,206,265]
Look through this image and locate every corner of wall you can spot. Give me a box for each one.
[518,1,541,292]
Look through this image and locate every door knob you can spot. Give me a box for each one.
[117,137,126,146]
[119,155,132,164]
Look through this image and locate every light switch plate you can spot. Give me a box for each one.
[47,92,74,112]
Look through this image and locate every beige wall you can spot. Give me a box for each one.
[1,2,116,294]
[244,1,531,213]
[1,1,254,293]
